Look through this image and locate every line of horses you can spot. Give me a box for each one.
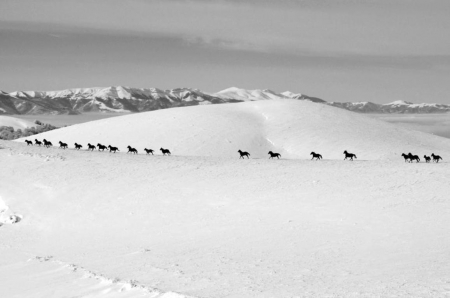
[402,152,442,163]
[25,139,171,156]
[24,139,443,162]
[238,150,355,160]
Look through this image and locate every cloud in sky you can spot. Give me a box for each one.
[2,0,450,56]
[1,0,450,104]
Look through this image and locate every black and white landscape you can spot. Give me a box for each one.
[1,1,450,298]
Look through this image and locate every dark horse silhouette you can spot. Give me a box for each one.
[25,140,33,146]
[423,155,431,163]
[127,146,138,154]
[59,141,68,149]
[87,143,96,151]
[238,150,250,159]
[97,143,107,151]
[268,151,281,159]
[401,153,411,162]
[108,145,119,153]
[431,153,443,163]
[310,152,322,160]
[160,148,171,156]
[343,150,357,161]
[144,148,154,155]
[74,143,83,150]
[43,139,52,148]
[407,152,420,163]
[35,139,42,146]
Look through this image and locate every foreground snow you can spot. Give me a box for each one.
[1,139,450,297]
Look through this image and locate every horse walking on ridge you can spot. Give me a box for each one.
[268,151,281,159]
[108,145,119,153]
[343,150,357,161]
[238,150,250,159]
[35,139,42,146]
[97,143,107,151]
[87,143,96,151]
[431,153,443,163]
[59,141,68,149]
[408,152,420,163]
[127,146,138,154]
[144,148,154,155]
[74,143,83,150]
[402,153,411,162]
[25,140,33,146]
[43,139,52,148]
[310,152,322,160]
[160,148,171,156]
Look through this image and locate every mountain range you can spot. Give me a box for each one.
[1,86,449,115]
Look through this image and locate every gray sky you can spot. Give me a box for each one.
[1,0,450,103]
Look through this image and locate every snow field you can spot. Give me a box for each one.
[1,138,450,297]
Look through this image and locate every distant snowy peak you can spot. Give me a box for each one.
[387,100,414,106]
[2,86,233,115]
[213,87,323,102]
[214,87,284,101]
[2,86,449,115]
[281,91,302,99]
[328,101,450,113]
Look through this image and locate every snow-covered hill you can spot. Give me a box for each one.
[17,99,450,160]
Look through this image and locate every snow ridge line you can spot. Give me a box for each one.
[29,255,198,298]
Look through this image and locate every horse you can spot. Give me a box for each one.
[74,143,83,150]
[34,139,42,146]
[431,153,443,163]
[343,150,357,161]
[87,143,96,151]
[97,143,107,151]
[310,152,322,160]
[407,153,420,163]
[268,151,281,159]
[108,145,119,153]
[238,150,250,159]
[423,155,431,163]
[127,146,138,154]
[43,139,53,148]
[59,141,68,149]
[144,148,154,155]
[25,140,33,146]
[160,148,171,156]
[401,153,411,163]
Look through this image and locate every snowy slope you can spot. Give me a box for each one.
[1,137,450,297]
[19,99,450,160]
